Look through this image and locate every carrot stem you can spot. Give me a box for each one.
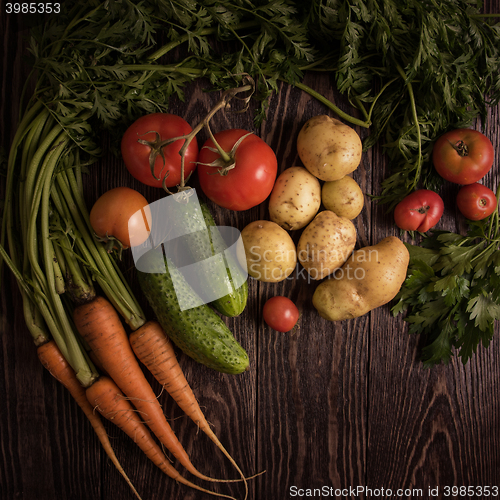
[34,134,97,387]
[0,100,45,278]
[0,243,50,345]
[65,166,142,317]
[56,170,146,330]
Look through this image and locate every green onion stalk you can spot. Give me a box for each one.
[1,102,146,386]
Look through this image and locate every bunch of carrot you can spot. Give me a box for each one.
[75,296,251,500]
[0,98,252,499]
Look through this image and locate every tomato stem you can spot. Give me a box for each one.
[204,122,232,164]
[198,132,254,175]
[148,79,255,193]
[136,131,170,183]
[450,139,469,157]
[411,205,430,214]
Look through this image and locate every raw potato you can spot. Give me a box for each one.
[238,220,297,283]
[312,236,409,321]
[268,166,321,230]
[297,210,356,280]
[322,176,364,220]
[297,115,362,181]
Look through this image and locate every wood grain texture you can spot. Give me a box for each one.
[1,4,500,500]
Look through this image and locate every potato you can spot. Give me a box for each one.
[268,166,321,230]
[312,236,409,321]
[297,210,356,280]
[238,220,297,282]
[297,115,362,181]
[322,175,364,220]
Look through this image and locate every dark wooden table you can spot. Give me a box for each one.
[2,4,500,500]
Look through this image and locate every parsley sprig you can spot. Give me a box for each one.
[392,187,500,367]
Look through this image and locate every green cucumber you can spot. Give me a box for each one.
[137,249,249,375]
[163,192,248,317]
[199,201,248,317]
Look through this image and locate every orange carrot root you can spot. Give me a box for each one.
[73,296,227,484]
[37,340,142,500]
[130,321,257,499]
[86,376,238,500]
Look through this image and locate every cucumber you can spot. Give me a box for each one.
[136,249,249,374]
[199,202,248,317]
[162,191,248,317]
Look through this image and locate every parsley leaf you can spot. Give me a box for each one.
[393,205,500,367]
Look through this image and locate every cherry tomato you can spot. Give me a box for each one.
[432,128,494,185]
[263,296,300,333]
[197,129,278,211]
[394,189,444,232]
[456,183,497,221]
[90,187,152,248]
[121,113,198,188]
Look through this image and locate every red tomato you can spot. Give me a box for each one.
[197,129,278,211]
[90,187,152,248]
[456,183,497,221]
[263,296,299,333]
[394,189,444,232]
[432,128,494,185]
[121,113,198,188]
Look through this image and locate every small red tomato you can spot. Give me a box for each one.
[456,183,497,221]
[394,189,444,232]
[263,296,299,333]
[121,113,198,188]
[432,128,494,185]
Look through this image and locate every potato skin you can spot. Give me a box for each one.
[268,166,321,230]
[322,176,364,220]
[312,236,409,321]
[297,210,356,280]
[238,220,297,283]
[297,115,362,181]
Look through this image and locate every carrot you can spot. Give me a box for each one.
[130,321,251,499]
[37,340,142,500]
[73,296,225,484]
[86,376,238,500]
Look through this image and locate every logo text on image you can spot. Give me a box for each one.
[130,189,247,311]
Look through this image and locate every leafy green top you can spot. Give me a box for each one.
[305,0,500,206]
[25,0,500,206]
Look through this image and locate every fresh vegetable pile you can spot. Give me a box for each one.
[1,0,500,496]
[0,101,251,500]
